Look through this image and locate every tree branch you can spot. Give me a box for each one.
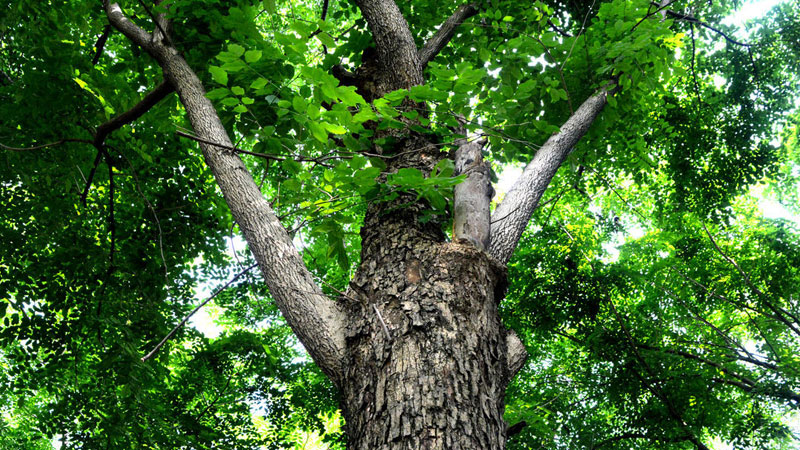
[106,1,347,381]
[352,0,422,92]
[103,1,153,51]
[94,80,174,147]
[453,138,491,249]
[92,25,112,65]
[81,80,174,204]
[141,263,258,362]
[653,2,752,48]
[0,138,92,151]
[418,3,479,69]
[489,82,617,264]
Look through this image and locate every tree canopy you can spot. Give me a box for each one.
[1,0,799,448]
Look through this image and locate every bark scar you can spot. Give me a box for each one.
[405,259,422,284]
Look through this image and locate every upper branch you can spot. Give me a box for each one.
[94,81,174,147]
[489,82,617,264]
[103,1,153,51]
[651,2,752,47]
[418,3,479,69]
[353,0,422,91]
[105,2,347,381]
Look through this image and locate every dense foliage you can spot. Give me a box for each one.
[0,0,798,448]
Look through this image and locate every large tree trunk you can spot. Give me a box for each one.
[341,138,512,449]
[103,1,606,447]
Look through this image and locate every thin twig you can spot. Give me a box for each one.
[117,148,169,275]
[689,24,703,104]
[107,158,116,266]
[175,131,342,166]
[141,263,259,362]
[0,138,92,151]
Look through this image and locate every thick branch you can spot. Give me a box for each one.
[418,3,479,69]
[453,138,492,250]
[103,1,153,51]
[92,25,112,65]
[94,81,174,147]
[353,0,422,91]
[490,83,617,264]
[106,2,347,381]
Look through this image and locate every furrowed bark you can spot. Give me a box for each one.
[105,2,346,381]
[453,139,492,250]
[490,84,617,264]
[418,3,479,69]
[353,0,422,93]
[344,175,512,448]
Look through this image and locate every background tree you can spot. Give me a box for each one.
[0,0,798,449]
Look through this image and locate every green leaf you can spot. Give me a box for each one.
[292,96,307,113]
[209,66,228,85]
[308,122,328,143]
[206,88,231,100]
[221,97,239,106]
[231,86,245,96]
[228,43,245,57]
[244,50,262,63]
[322,122,347,134]
[250,78,268,90]
[317,32,336,48]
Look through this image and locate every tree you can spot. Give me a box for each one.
[1,0,798,449]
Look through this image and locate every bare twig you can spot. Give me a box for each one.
[689,24,703,104]
[107,159,116,266]
[117,148,169,275]
[141,263,259,362]
[176,130,342,166]
[653,3,752,48]
[372,303,392,341]
[547,19,573,38]
[81,149,106,206]
[607,298,711,450]
[0,138,92,151]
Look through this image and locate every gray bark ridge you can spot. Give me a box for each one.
[104,1,346,381]
[489,84,617,265]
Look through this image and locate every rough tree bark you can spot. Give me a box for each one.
[104,0,613,448]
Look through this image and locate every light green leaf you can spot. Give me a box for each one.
[308,122,328,143]
[244,50,262,63]
[209,66,228,85]
[228,44,245,57]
